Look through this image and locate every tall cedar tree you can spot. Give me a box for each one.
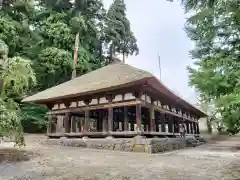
[105,0,139,63]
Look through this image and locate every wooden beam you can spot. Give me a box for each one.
[142,102,198,123]
[48,100,141,115]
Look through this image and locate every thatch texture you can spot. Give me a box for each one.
[22,63,152,103]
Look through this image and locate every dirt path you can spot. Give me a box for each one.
[0,135,240,180]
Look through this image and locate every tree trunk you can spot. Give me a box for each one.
[206,118,212,134]
[110,44,113,63]
[72,32,79,79]
[0,78,4,95]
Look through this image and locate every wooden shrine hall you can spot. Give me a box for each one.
[23,61,207,138]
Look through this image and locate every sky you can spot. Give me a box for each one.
[103,0,198,105]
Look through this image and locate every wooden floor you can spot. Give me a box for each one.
[47,131,198,138]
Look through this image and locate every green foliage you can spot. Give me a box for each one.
[0,98,25,146]
[105,0,139,62]
[0,40,35,146]
[21,103,48,133]
[182,0,240,134]
[35,47,72,90]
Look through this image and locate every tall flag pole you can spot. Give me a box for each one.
[72,32,79,79]
[158,53,161,80]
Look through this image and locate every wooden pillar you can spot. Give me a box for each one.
[167,115,173,133]
[133,91,142,134]
[190,122,193,134]
[70,116,76,133]
[62,102,71,133]
[160,113,165,132]
[176,117,180,133]
[124,107,129,131]
[84,109,89,132]
[64,112,70,133]
[136,104,142,133]
[83,99,91,133]
[155,113,160,132]
[149,108,155,132]
[196,122,200,134]
[102,113,107,132]
[193,122,196,134]
[186,120,190,134]
[97,111,102,132]
[149,99,156,132]
[172,117,176,133]
[47,115,52,134]
[193,122,197,134]
[105,94,114,132]
[108,107,113,132]
[46,104,54,134]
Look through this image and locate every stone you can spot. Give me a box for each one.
[145,145,152,154]
[82,136,89,142]
[132,144,145,152]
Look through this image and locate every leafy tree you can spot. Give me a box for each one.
[196,96,221,134]
[33,0,106,85]
[0,40,36,146]
[181,0,240,134]
[105,0,139,63]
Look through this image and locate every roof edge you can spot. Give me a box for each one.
[22,77,151,104]
[147,77,208,117]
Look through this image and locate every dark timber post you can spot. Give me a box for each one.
[193,122,197,134]
[155,112,159,132]
[47,115,52,134]
[160,113,166,132]
[102,111,107,132]
[108,107,113,132]
[84,110,89,132]
[190,122,193,134]
[83,100,91,133]
[124,107,129,131]
[63,112,70,133]
[168,115,173,133]
[106,94,114,133]
[150,98,156,132]
[176,117,180,133]
[196,122,200,134]
[136,104,142,133]
[46,104,54,134]
[186,120,189,134]
[133,91,142,134]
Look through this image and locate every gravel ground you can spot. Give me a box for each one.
[0,135,240,180]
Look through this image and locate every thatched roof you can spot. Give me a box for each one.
[22,62,207,117]
[23,62,152,103]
